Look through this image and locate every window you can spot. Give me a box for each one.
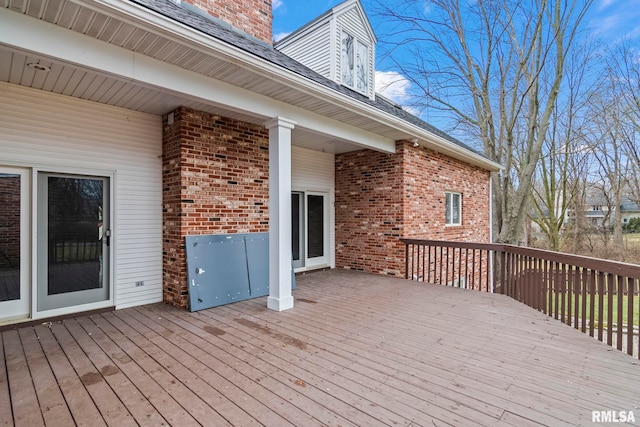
[341,31,369,95]
[445,192,461,226]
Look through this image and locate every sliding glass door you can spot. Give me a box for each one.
[37,174,110,311]
[291,191,329,270]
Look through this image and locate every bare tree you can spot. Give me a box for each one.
[606,43,640,206]
[374,0,594,244]
[586,90,628,252]
[529,40,595,251]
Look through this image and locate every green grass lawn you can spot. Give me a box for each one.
[546,292,639,328]
[625,233,640,244]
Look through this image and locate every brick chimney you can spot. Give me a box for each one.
[182,0,273,44]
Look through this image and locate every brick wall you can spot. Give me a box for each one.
[182,0,273,44]
[336,141,490,277]
[335,146,405,276]
[162,107,270,309]
[0,176,20,266]
[400,141,490,240]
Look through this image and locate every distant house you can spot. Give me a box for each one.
[620,200,640,226]
[581,189,639,229]
[0,0,500,323]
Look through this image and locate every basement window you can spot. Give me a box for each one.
[445,192,462,226]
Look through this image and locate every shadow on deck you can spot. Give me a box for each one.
[2,269,640,426]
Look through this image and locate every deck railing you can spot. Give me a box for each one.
[401,239,640,359]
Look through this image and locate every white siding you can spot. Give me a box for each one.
[277,21,332,79]
[338,8,371,43]
[0,82,163,310]
[292,146,335,268]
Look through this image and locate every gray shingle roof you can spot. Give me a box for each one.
[130,0,486,158]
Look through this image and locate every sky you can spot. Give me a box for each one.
[272,0,640,132]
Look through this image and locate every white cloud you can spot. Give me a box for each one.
[597,0,615,11]
[375,70,419,114]
[272,0,284,11]
[273,31,290,42]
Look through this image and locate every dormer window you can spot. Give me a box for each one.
[274,0,377,100]
[341,31,369,95]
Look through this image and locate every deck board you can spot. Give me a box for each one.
[17,327,74,427]
[2,269,640,426]
[143,304,363,427]
[0,334,13,427]
[32,323,107,427]
[76,315,201,427]
[126,306,329,427]
[50,319,136,427]
[216,301,502,426]
[3,330,45,427]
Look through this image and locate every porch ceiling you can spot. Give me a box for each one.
[2,270,639,426]
[0,46,359,154]
[0,0,391,154]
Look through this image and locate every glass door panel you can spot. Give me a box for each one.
[291,192,304,269]
[307,194,324,259]
[0,168,29,320]
[38,174,109,312]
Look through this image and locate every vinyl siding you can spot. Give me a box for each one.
[292,146,336,268]
[0,82,162,311]
[277,21,332,79]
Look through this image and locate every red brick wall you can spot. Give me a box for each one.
[335,147,405,276]
[400,141,490,240]
[162,107,269,308]
[183,0,273,44]
[0,176,21,266]
[335,141,490,277]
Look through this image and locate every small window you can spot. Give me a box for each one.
[341,31,369,95]
[445,192,461,226]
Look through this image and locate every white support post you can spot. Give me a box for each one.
[265,117,296,311]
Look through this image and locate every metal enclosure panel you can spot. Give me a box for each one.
[245,233,269,297]
[186,234,250,312]
[186,232,296,312]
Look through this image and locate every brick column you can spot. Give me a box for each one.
[162,107,270,309]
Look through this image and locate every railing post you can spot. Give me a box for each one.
[617,275,624,351]
[404,242,409,280]
[500,251,506,295]
[627,277,635,356]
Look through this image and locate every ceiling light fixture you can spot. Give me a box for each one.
[27,62,51,72]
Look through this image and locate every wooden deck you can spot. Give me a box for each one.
[2,269,640,426]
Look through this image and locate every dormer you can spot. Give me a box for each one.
[274,0,377,100]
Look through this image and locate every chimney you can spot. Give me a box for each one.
[181,0,273,44]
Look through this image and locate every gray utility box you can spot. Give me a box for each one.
[185,232,295,312]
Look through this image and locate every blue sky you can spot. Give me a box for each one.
[273,0,640,115]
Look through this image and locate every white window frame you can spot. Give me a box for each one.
[445,192,462,226]
[341,30,370,96]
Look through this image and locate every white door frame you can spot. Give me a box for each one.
[292,190,330,272]
[0,166,30,322]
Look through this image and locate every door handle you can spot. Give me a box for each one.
[105,229,111,246]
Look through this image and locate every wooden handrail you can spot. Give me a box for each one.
[402,238,640,359]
